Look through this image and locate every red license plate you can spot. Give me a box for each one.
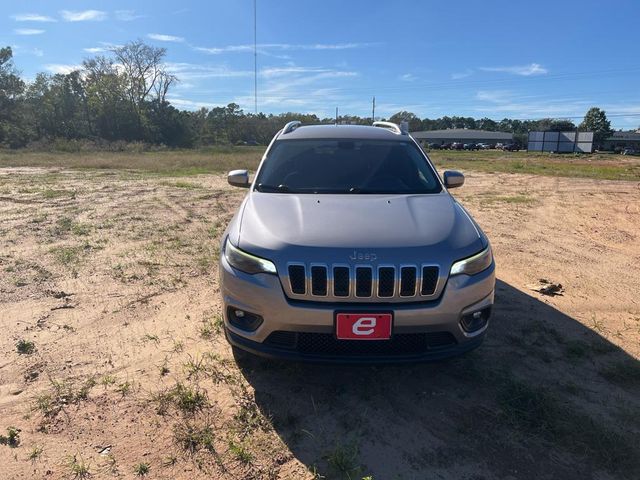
[335,313,392,340]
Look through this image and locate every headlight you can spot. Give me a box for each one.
[224,238,277,275]
[450,245,493,276]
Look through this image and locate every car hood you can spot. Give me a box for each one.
[236,192,485,265]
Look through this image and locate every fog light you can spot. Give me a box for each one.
[227,307,263,332]
[460,306,491,333]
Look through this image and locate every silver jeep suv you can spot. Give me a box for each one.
[220,121,495,362]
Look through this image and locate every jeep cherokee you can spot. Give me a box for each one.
[220,121,495,362]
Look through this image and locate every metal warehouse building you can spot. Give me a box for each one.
[411,129,513,146]
[603,131,640,151]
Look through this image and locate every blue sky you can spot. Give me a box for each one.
[2,0,640,129]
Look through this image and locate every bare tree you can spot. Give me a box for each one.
[110,40,177,127]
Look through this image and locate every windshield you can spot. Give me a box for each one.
[255,139,442,194]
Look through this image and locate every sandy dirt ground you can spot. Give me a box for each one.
[0,168,639,480]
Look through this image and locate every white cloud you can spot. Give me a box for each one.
[14,28,45,35]
[475,90,513,103]
[480,63,548,76]
[304,43,374,50]
[193,42,376,55]
[451,69,473,80]
[194,45,253,54]
[12,13,57,22]
[399,73,417,82]
[148,33,185,42]
[260,66,335,78]
[44,64,83,74]
[473,89,593,118]
[83,42,124,53]
[165,62,253,80]
[166,97,222,109]
[230,63,359,112]
[60,10,107,22]
[10,45,44,57]
[115,10,143,21]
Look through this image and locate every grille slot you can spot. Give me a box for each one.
[355,267,373,297]
[288,265,306,294]
[333,267,350,297]
[421,266,439,295]
[400,266,417,296]
[378,267,395,297]
[311,266,327,296]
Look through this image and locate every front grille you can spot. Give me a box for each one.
[286,262,441,302]
[264,331,457,356]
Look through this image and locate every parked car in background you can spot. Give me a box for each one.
[427,142,441,150]
[495,143,504,150]
[503,143,520,151]
[441,142,453,150]
[451,142,464,150]
[623,148,639,156]
[463,143,478,150]
[476,143,491,150]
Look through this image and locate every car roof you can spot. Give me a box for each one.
[279,124,410,142]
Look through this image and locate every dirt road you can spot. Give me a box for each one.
[1,168,638,479]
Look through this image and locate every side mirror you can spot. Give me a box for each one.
[443,170,465,189]
[228,169,250,188]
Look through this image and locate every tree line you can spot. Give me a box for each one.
[0,40,614,149]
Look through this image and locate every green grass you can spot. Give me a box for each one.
[228,440,254,465]
[16,339,36,355]
[151,382,209,415]
[159,180,202,189]
[173,420,217,454]
[324,442,361,479]
[27,445,44,461]
[42,188,76,199]
[430,150,640,181]
[496,374,637,473]
[0,427,21,447]
[599,360,640,387]
[67,455,91,479]
[34,378,97,420]
[50,245,84,266]
[0,147,264,175]
[133,462,150,476]
[479,194,535,206]
[2,147,639,181]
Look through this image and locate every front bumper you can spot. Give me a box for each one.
[220,253,495,363]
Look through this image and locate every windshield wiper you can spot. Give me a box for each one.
[255,183,292,193]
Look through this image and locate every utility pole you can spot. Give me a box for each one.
[253,0,257,114]
[372,96,375,123]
